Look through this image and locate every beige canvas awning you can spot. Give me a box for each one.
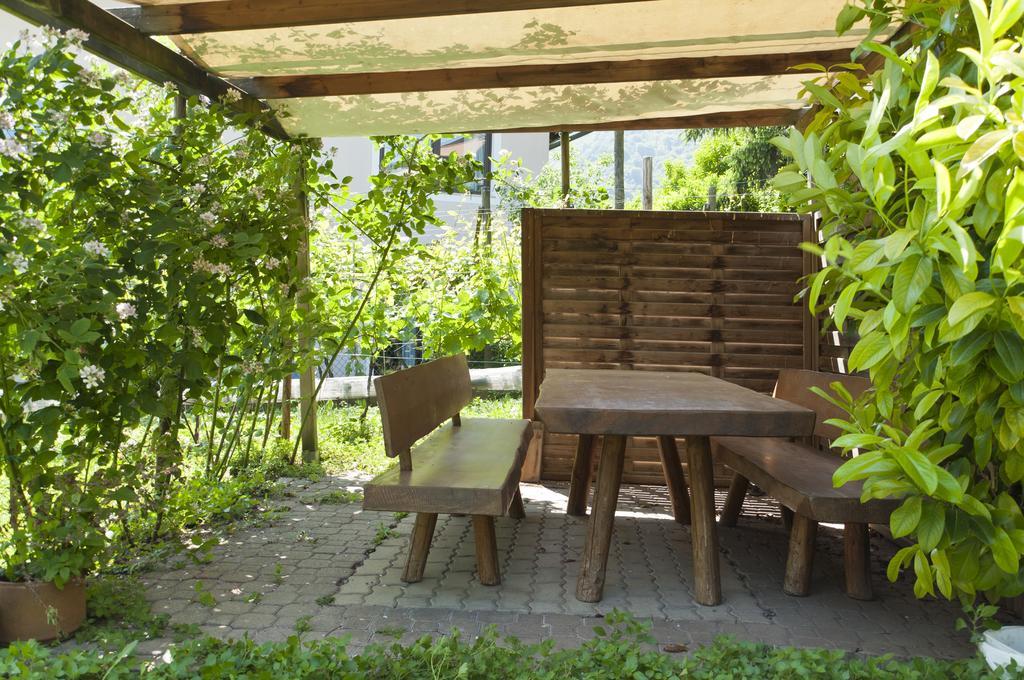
[3,0,895,139]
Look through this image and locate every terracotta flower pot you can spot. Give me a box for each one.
[0,578,86,642]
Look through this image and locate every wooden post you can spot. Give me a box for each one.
[706,184,717,210]
[402,512,438,583]
[613,130,624,209]
[279,377,291,438]
[801,214,821,371]
[508,488,526,519]
[656,436,690,524]
[472,515,501,585]
[720,473,749,527]
[687,434,721,606]
[784,514,818,596]
[566,434,595,516]
[560,131,571,206]
[844,522,873,600]
[641,156,653,210]
[476,132,493,246]
[294,153,318,461]
[519,209,544,482]
[576,433,626,602]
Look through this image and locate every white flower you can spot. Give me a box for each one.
[87,131,108,147]
[188,326,203,344]
[210,234,228,248]
[81,69,101,87]
[79,364,105,389]
[222,89,242,103]
[65,28,89,44]
[199,211,217,227]
[21,216,45,232]
[264,256,280,269]
[0,112,13,129]
[212,263,231,276]
[83,240,110,257]
[199,95,211,106]
[115,302,136,320]
[0,138,28,159]
[49,110,70,125]
[191,183,206,195]
[6,251,28,274]
[250,186,264,200]
[192,257,214,273]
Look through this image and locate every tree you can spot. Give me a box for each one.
[774,0,1024,605]
[656,127,786,212]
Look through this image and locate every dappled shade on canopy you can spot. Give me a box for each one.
[2,0,896,139]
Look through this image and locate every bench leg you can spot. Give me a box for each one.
[780,505,794,533]
[783,514,817,596]
[720,473,749,527]
[472,515,501,585]
[567,434,595,516]
[656,436,691,524]
[508,487,526,519]
[402,513,438,583]
[844,522,873,600]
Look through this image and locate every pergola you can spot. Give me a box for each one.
[1,0,895,459]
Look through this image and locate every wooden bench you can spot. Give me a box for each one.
[711,369,898,600]
[363,354,531,586]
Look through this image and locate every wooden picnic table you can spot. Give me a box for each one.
[533,369,815,606]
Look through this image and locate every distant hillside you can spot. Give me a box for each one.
[552,130,699,202]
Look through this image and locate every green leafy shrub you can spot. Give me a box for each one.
[774,0,1024,602]
[0,611,1011,679]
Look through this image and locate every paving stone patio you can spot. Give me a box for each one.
[138,474,985,661]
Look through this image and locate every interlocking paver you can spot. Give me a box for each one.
[135,475,988,660]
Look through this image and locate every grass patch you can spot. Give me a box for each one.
[312,393,521,476]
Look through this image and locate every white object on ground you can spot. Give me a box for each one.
[980,627,1024,670]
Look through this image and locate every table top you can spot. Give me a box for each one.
[534,369,815,437]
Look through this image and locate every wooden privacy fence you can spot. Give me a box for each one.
[520,208,819,485]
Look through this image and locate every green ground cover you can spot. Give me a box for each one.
[1,611,1014,679]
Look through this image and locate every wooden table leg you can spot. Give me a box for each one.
[566,434,595,516]
[687,435,721,606]
[575,434,626,602]
[656,435,690,524]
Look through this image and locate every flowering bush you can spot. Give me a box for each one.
[0,31,323,584]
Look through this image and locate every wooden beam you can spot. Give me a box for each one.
[236,49,854,99]
[111,0,658,36]
[0,0,288,140]
[480,108,805,134]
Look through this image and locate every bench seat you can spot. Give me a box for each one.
[711,436,898,525]
[362,354,530,586]
[711,369,896,600]
[364,417,532,516]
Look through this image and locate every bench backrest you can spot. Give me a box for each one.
[773,369,871,447]
[374,354,473,470]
